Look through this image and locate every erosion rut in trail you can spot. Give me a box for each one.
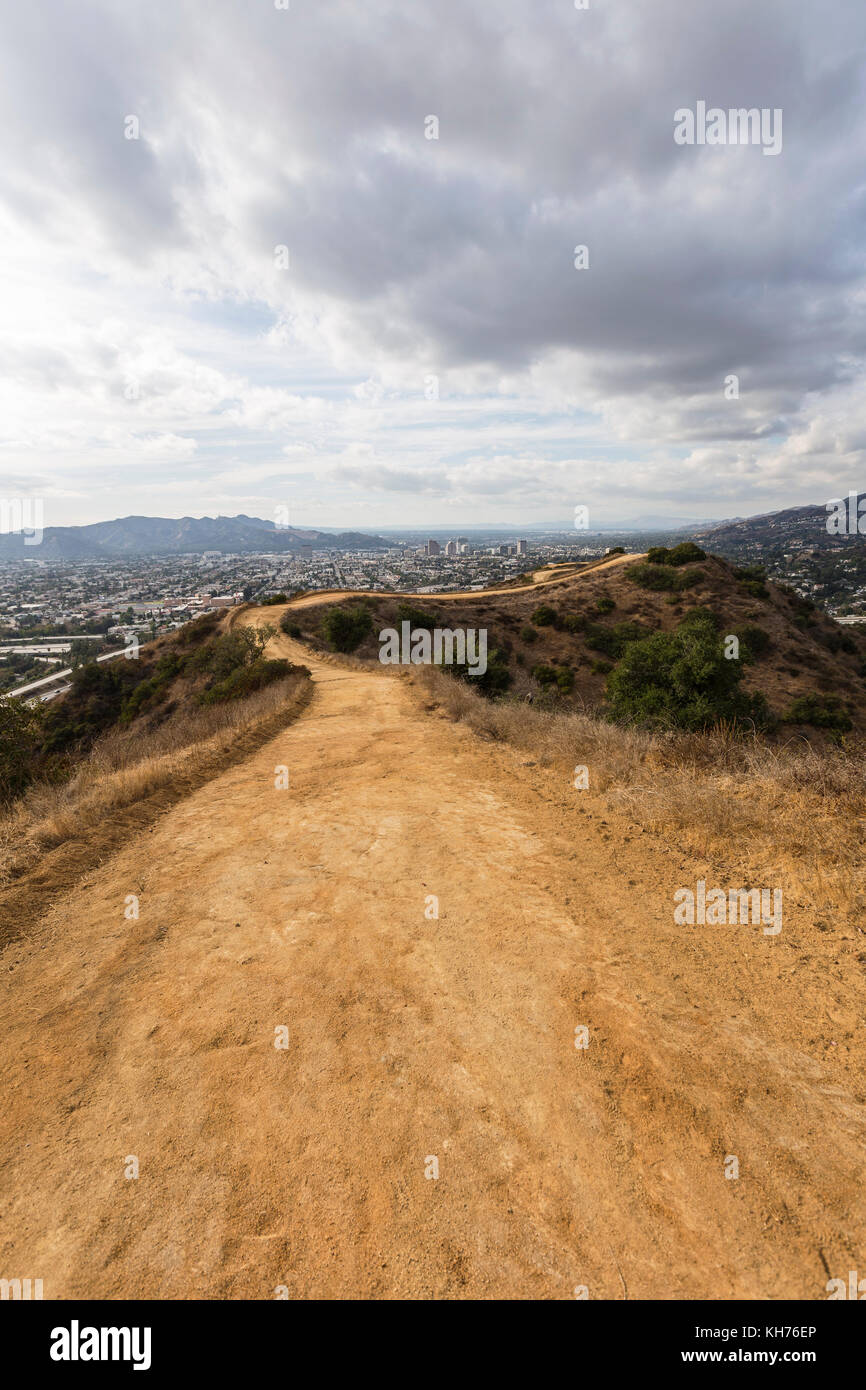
[1,596,864,1299]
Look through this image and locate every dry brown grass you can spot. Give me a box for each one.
[415,667,866,918]
[0,672,311,888]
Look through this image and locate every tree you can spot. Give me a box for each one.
[0,695,44,802]
[320,607,373,653]
[606,609,771,731]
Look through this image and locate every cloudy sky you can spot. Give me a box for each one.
[0,0,864,530]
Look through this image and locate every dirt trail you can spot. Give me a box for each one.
[1,597,864,1299]
[281,551,638,611]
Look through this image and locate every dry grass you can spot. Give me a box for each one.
[415,667,866,918]
[0,672,310,888]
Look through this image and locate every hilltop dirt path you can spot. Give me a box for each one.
[1,587,864,1299]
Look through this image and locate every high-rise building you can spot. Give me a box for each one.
[517,539,528,555]
[426,539,441,556]
[445,540,457,557]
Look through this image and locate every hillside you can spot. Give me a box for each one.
[693,499,866,617]
[695,498,858,552]
[0,613,312,949]
[283,550,866,737]
[0,583,864,1299]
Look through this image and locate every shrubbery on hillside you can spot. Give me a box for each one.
[0,620,308,807]
[41,660,144,753]
[396,602,438,631]
[186,625,273,684]
[532,664,574,693]
[449,647,512,697]
[782,694,852,733]
[531,604,557,626]
[733,564,770,600]
[584,619,648,660]
[734,625,772,662]
[0,697,44,803]
[646,542,707,566]
[34,623,281,757]
[199,658,294,704]
[627,562,703,592]
[606,608,772,731]
[320,606,373,652]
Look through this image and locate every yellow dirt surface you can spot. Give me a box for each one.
[1,589,863,1299]
[282,551,638,611]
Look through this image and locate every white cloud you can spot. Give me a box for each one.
[0,0,862,526]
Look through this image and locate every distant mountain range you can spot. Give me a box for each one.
[693,496,865,552]
[2,498,863,561]
[0,514,389,559]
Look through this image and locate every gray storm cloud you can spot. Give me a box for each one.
[0,0,863,522]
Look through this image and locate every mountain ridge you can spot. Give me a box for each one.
[0,513,388,558]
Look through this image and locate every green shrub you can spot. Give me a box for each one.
[668,541,707,565]
[473,658,512,697]
[261,593,288,605]
[782,694,853,732]
[742,580,770,600]
[584,619,647,660]
[595,595,615,613]
[531,604,557,627]
[186,626,273,683]
[198,658,294,705]
[41,660,143,753]
[120,652,182,721]
[627,562,702,592]
[606,608,772,731]
[733,564,770,600]
[320,606,373,652]
[734,625,772,662]
[520,625,538,643]
[396,602,437,630]
[646,542,706,566]
[817,627,857,655]
[0,696,44,802]
[532,664,574,693]
[532,664,557,685]
[448,646,512,697]
[560,612,585,634]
